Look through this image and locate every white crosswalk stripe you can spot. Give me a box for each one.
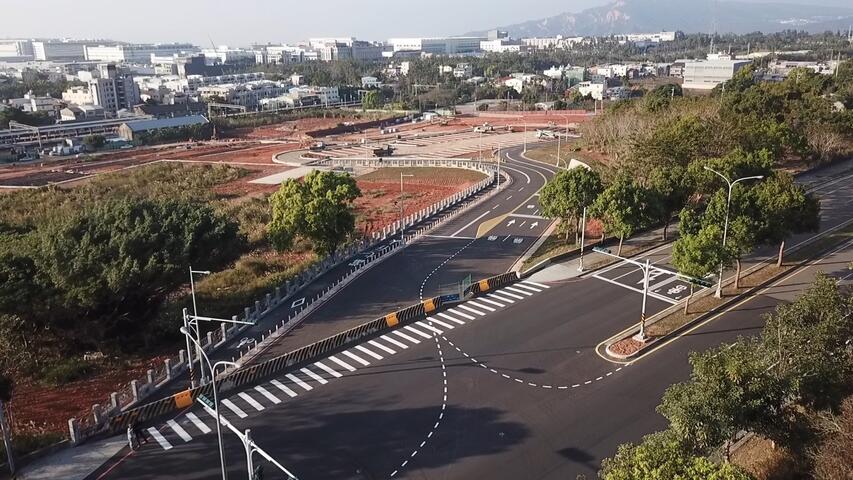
[522,280,550,289]
[271,379,298,397]
[393,330,421,344]
[504,286,534,297]
[314,361,344,378]
[425,317,454,330]
[221,399,248,418]
[458,304,486,316]
[488,293,515,303]
[300,367,329,385]
[185,412,211,434]
[466,300,496,312]
[404,325,433,339]
[477,297,505,308]
[417,322,444,334]
[148,427,173,450]
[167,420,192,443]
[238,392,265,411]
[355,345,384,360]
[254,385,282,404]
[437,312,466,325]
[513,283,542,293]
[380,334,409,349]
[343,350,371,366]
[368,340,397,355]
[286,373,314,391]
[496,289,524,300]
[329,355,358,371]
[447,308,475,320]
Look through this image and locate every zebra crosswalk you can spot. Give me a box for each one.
[140,280,550,451]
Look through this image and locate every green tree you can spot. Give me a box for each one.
[268,171,361,256]
[362,90,382,110]
[600,430,754,480]
[539,168,603,244]
[646,165,692,240]
[752,173,820,267]
[590,175,651,255]
[671,224,727,313]
[687,149,774,195]
[633,116,711,168]
[83,134,106,150]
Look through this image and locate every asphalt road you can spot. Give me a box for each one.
[91,159,853,480]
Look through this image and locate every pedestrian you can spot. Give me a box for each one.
[127,424,137,451]
[133,422,149,447]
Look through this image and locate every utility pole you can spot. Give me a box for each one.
[400,173,414,243]
[578,206,587,272]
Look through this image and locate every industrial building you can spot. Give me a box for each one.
[117,115,209,141]
[682,58,752,90]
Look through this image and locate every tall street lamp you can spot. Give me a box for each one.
[703,166,764,298]
[400,173,415,243]
[180,326,238,480]
[187,267,211,384]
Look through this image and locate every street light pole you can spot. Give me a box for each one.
[578,206,587,272]
[523,123,527,153]
[703,167,764,298]
[189,268,211,383]
[181,326,238,480]
[400,173,414,243]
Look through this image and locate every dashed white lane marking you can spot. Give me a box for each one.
[238,392,265,411]
[355,345,384,360]
[148,427,173,450]
[405,325,433,339]
[342,350,371,366]
[522,280,550,289]
[185,412,211,434]
[286,373,314,391]
[271,379,298,397]
[393,330,421,344]
[466,300,496,312]
[437,312,466,325]
[221,399,248,418]
[254,385,282,404]
[458,304,486,316]
[488,293,515,303]
[369,340,397,355]
[513,283,542,293]
[444,338,631,391]
[446,308,475,320]
[381,334,409,350]
[329,355,358,372]
[504,286,533,297]
[300,368,328,385]
[426,317,455,330]
[314,361,344,378]
[167,420,192,442]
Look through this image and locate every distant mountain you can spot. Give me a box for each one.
[468,0,853,38]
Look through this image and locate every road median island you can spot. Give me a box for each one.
[601,218,853,361]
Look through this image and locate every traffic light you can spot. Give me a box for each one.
[593,247,612,255]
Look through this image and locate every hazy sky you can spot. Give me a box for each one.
[3,0,851,47]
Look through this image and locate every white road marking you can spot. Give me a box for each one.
[300,367,329,385]
[592,274,678,305]
[648,275,680,292]
[505,286,533,296]
[450,211,491,237]
[355,345,384,360]
[381,335,409,349]
[369,340,397,355]
[185,412,211,434]
[286,373,314,391]
[238,392,264,411]
[221,399,248,418]
[447,308,475,320]
[314,361,344,378]
[342,350,371,366]
[458,304,486,316]
[513,283,542,293]
[167,420,192,442]
[522,280,550,289]
[392,330,421,344]
[496,289,524,300]
[417,322,444,335]
[329,355,357,371]
[477,297,505,308]
[466,300,496,312]
[254,385,282,404]
[426,317,454,330]
[270,379,298,397]
[488,293,515,303]
[405,325,433,339]
[148,427,173,450]
[437,312,466,325]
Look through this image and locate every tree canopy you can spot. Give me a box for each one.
[539,167,603,243]
[590,175,651,255]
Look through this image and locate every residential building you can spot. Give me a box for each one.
[84,43,197,63]
[62,85,93,105]
[60,104,105,122]
[198,80,289,108]
[117,115,209,141]
[289,86,340,105]
[32,40,88,61]
[6,92,62,118]
[89,64,140,115]
[682,58,751,90]
[576,81,605,100]
[361,76,381,88]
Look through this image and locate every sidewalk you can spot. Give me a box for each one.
[12,435,125,480]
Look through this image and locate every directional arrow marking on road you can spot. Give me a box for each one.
[506,219,516,227]
[530,222,539,229]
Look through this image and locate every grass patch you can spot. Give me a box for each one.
[40,358,98,386]
[0,430,64,466]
